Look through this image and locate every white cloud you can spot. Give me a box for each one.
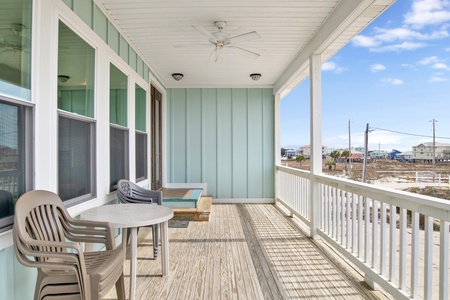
[401,63,416,68]
[446,47,450,51]
[322,61,346,73]
[373,26,449,41]
[404,0,450,28]
[380,78,405,85]
[370,64,386,72]
[428,75,448,81]
[418,56,440,64]
[370,41,427,52]
[351,0,450,52]
[432,62,450,69]
[352,35,381,47]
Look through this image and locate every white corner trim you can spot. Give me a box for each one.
[0,230,13,250]
[213,198,275,204]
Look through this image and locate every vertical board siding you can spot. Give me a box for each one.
[171,89,187,182]
[187,89,202,183]
[232,89,248,198]
[217,89,233,198]
[247,89,264,198]
[93,5,108,42]
[73,0,93,28]
[263,88,275,198]
[202,89,218,197]
[167,88,274,199]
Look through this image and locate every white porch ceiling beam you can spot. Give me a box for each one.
[274,0,375,96]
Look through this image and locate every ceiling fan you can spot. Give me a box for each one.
[178,21,261,62]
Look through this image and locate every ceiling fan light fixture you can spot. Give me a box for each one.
[250,73,261,81]
[172,73,184,81]
[58,75,70,83]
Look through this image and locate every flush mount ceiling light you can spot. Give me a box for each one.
[58,75,70,83]
[250,73,261,81]
[172,73,184,81]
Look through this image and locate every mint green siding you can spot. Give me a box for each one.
[73,0,93,28]
[167,88,274,199]
[0,247,35,299]
[93,5,108,42]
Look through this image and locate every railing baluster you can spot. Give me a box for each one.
[328,185,333,235]
[380,202,387,276]
[372,200,379,270]
[341,189,345,246]
[389,204,396,284]
[323,185,327,233]
[399,208,407,291]
[424,215,433,299]
[347,192,351,250]
[365,197,370,264]
[411,211,419,299]
[358,194,363,259]
[337,188,341,243]
[439,220,449,300]
[352,192,357,254]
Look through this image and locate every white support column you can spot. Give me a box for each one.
[34,0,58,191]
[274,92,281,204]
[309,54,322,239]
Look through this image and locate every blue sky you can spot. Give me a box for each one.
[281,0,450,152]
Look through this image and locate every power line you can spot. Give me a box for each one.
[370,127,450,140]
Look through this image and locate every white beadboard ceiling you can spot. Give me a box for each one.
[96,0,395,93]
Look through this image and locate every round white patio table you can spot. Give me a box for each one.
[80,203,173,300]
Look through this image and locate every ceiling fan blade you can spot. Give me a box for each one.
[228,46,260,59]
[208,48,216,62]
[226,31,260,44]
[192,25,218,43]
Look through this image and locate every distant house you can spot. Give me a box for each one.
[355,147,365,153]
[350,151,364,162]
[285,149,297,158]
[412,142,450,162]
[388,149,401,159]
[397,151,413,162]
[300,145,326,158]
[369,150,387,159]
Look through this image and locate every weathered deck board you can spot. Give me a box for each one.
[105,204,388,300]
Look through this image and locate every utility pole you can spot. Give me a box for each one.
[431,119,437,182]
[348,119,352,175]
[362,123,369,183]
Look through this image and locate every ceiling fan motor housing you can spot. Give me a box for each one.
[214,21,226,30]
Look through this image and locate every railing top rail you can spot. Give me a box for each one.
[316,172,450,221]
[276,165,310,178]
[276,164,450,221]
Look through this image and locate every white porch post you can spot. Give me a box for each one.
[309,54,322,239]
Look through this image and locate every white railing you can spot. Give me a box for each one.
[0,170,20,199]
[276,165,450,300]
[276,166,310,225]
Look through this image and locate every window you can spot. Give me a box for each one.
[58,115,95,203]
[0,0,32,101]
[0,99,33,232]
[135,84,147,181]
[110,64,128,191]
[57,21,96,204]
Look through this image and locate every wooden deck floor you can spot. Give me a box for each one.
[105,204,388,300]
